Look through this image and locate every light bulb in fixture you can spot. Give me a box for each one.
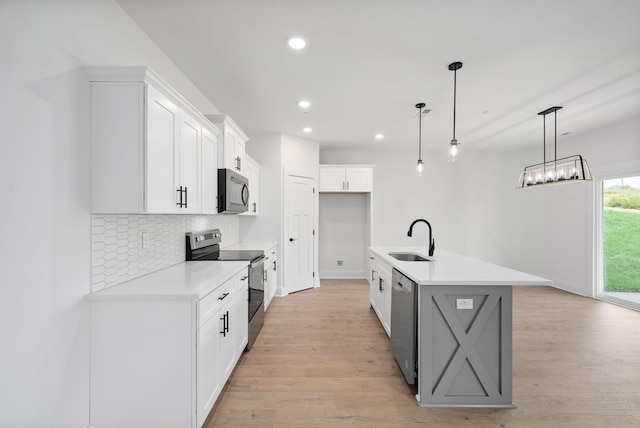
[416,159,424,176]
[536,172,543,183]
[303,127,312,133]
[375,133,384,140]
[298,100,311,108]
[449,139,459,162]
[287,36,307,50]
[558,168,566,180]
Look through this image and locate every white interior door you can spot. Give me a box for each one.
[285,174,315,294]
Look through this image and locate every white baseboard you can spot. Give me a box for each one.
[319,271,365,279]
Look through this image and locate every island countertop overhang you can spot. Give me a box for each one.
[369,247,553,287]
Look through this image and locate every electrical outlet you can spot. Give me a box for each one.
[337,260,344,267]
[456,298,473,310]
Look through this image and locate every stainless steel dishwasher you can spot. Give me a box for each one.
[390,268,418,385]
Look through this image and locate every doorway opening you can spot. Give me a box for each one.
[598,175,640,311]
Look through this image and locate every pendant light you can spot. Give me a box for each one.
[415,102,426,176]
[448,61,463,162]
[516,106,592,188]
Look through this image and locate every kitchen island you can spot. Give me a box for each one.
[369,247,552,408]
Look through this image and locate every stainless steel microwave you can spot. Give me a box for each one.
[218,168,249,213]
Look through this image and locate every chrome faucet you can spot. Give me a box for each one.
[407,219,435,256]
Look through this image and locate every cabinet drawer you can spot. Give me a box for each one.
[198,281,235,327]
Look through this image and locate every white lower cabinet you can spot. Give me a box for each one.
[197,309,222,427]
[368,251,392,337]
[264,245,278,310]
[90,268,248,428]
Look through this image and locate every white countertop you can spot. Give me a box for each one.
[88,260,249,300]
[370,247,552,287]
[222,241,277,253]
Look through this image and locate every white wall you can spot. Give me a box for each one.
[240,133,283,243]
[242,133,320,292]
[319,193,369,278]
[500,117,640,297]
[320,150,464,250]
[0,1,219,426]
[321,116,640,298]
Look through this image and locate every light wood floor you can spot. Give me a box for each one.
[205,279,640,428]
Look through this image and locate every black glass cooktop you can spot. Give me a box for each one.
[217,249,264,262]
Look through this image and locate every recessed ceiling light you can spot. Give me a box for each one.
[375,134,384,140]
[298,100,311,108]
[286,35,307,50]
[303,127,312,133]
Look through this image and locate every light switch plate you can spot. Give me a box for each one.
[456,298,473,310]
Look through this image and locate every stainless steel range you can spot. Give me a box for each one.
[185,229,265,350]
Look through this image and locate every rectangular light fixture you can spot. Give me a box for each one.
[517,154,592,188]
[517,106,592,189]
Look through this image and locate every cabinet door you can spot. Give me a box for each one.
[234,280,249,355]
[201,126,218,214]
[345,168,373,192]
[319,167,346,192]
[197,313,222,428]
[146,84,179,213]
[265,249,277,308]
[178,111,202,213]
[240,156,259,216]
[263,264,270,309]
[380,271,392,336]
[369,254,377,307]
[368,254,376,289]
[234,137,246,174]
[223,129,238,171]
[219,306,235,385]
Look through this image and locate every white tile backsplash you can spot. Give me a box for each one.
[91,214,239,292]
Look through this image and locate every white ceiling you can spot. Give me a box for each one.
[116,0,640,153]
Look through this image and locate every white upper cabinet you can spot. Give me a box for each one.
[177,110,203,214]
[205,115,249,175]
[319,165,374,193]
[201,126,219,214]
[86,66,220,214]
[240,155,260,216]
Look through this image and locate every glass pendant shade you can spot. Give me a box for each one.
[448,139,459,162]
[416,159,424,176]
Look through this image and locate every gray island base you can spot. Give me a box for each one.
[369,247,552,408]
[418,285,514,408]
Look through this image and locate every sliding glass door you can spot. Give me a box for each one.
[598,175,640,310]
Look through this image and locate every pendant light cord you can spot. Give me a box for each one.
[452,68,457,141]
[554,109,557,172]
[543,113,546,174]
[419,105,422,160]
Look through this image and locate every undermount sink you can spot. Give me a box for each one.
[388,252,432,262]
